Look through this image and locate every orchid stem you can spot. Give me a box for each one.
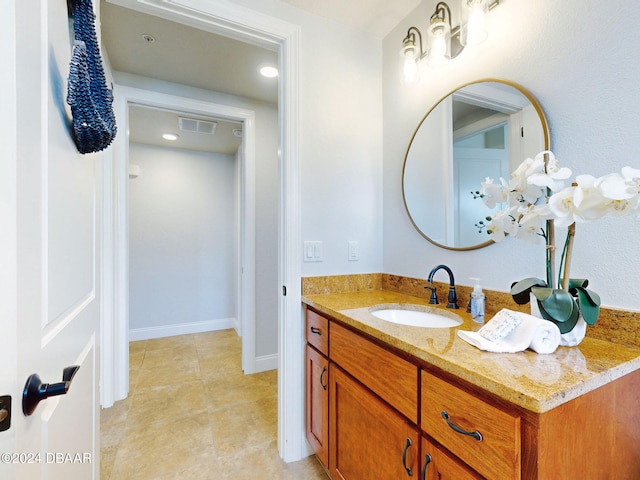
[546,218,555,289]
[543,152,556,289]
[561,223,576,290]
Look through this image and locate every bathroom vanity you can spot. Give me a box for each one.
[303,288,640,479]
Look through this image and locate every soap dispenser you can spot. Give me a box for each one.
[469,277,485,324]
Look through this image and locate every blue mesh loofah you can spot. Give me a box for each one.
[66,0,117,154]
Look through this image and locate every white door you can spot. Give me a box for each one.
[0,1,101,479]
[453,146,509,247]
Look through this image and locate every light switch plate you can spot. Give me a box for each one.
[348,241,359,261]
[303,241,323,262]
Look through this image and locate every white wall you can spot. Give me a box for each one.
[224,0,385,276]
[383,0,640,311]
[128,143,236,337]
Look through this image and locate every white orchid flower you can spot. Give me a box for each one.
[548,186,578,227]
[596,172,634,200]
[527,150,572,192]
[516,204,551,243]
[595,168,640,216]
[485,206,518,242]
[622,166,640,187]
[480,177,507,208]
[573,174,609,222]
[509,156,546,204]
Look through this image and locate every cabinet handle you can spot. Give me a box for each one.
[310,326,322,335]
[441,411,483,441]
[421,453,432,480]
[320,366,327,391]
[402,437,413,477]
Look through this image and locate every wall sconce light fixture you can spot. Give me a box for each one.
[400,0,499,84]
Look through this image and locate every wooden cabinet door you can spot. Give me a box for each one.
[306,345,329,468]
[330,364,419,480]
[421,437,484,480]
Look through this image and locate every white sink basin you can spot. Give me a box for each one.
[370,305,462,328]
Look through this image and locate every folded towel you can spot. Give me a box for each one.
[457,309,561,354]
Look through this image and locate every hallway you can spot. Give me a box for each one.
[100,330,328,479]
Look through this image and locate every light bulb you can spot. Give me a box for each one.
[461,0,488,47]
[427,22,451,67]
[400,43,420,84]
[403,55,419,84]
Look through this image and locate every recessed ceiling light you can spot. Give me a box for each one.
[259,64,279,78]
[162,133,179,141]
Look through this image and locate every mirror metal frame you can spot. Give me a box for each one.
[402,78,551,251]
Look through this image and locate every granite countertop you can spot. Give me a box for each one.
[302,289,640,413]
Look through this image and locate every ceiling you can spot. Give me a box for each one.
[100,0,421,153]
[278,0,422,38]
[128,105,243,154]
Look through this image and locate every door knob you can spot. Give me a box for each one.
[22,366,80,416]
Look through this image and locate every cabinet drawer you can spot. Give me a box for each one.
[330,322,418,424]
[306,309,329,355]
[421,370,521,480]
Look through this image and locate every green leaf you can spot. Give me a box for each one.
[534,288,576,323]
[510,278,547,305]
[542,308,580,334]
[536,293,580,334]
[567,278,589,289]
[573,287,601,325]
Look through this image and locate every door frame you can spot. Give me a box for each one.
[0,0,18,470]
[101,0,304,462]
[101,84,258,399]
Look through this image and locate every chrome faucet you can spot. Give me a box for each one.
[426,264,459,309]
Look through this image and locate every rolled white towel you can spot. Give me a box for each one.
[457,309,561,354]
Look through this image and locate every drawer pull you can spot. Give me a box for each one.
[320,366,327,391]
[402,437,413,476]
[421,453,432,480]
[441,411,483,441]
[310,326,322,335]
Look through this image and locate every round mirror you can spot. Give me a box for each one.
[402,79,550,250]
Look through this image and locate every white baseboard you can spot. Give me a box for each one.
[254,353,278,373]
[232,316,241,337]
[129,317,236,342]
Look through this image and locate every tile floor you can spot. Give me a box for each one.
[100,329,329,479]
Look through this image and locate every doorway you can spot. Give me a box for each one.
[126,104,246,342]
[100,0,305,462]
[109,84,258,388]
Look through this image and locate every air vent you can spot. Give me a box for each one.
[178,117,217,135]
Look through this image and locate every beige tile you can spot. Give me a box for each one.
[194,329,241,353]
[198,352,243,381]
[209,396,277,455]
[101,331,299,480]
[129,350,145,370]
[217,440,287,480]
[202,372,275,412]
[147,451,221,480]
[100,444,118,480]
[100,397,132,449]
[127,380,207,428]
[284,455,330,479]
[129,339,147,355]
[135,354,201,392]
[141,342,199,368]
[110,411,214,480]
[144,334,195,352]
